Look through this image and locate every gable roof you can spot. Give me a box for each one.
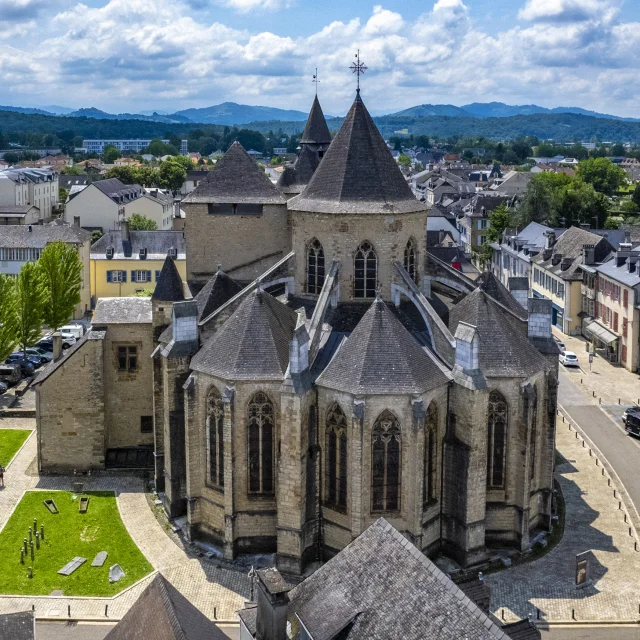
[105,574,227,640]
[194,268,243,321]
[299,95,332,146]
[190,289,297,380]
[286,518,510,640]
[93,297,152,324]
[183,142,285,205]
[0,223,89,249]
[316,298,450,395]
[92,178,144,204]
[475,271,527,320]
[153,256,186,302]
[90,230,185,260]
[290,94,426,215]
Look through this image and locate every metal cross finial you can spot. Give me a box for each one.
[349,49,367,94]
[312,68,319,96]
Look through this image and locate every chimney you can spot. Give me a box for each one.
[625,230,631,244]
[121,219,130,241]
[580,223,591,231]
[73,216,80,227]
[289,311,309,375]
[544,230,556,249]
[28,225,33,232]
[507,277,528,309]
[527,298,552,339]
[53,332,63,361]
[255,568,290,640]
[454,322,479,372]
[582,244,595,265]
[172,300,198,345]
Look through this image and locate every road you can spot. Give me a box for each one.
[558,369,640,519]
[541,626,640,639]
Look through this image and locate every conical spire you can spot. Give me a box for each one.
[276,145,321,195]
[194,267,243,321]
[300,95,331,146]
[291,94,426,215]
[152,255,185,302]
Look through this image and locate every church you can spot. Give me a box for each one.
[35,78,559,577]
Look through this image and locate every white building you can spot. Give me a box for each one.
[82,139,188,155]
[0,167,59,221]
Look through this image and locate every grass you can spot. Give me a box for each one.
[0,491,152,596]
[0,429,31,467]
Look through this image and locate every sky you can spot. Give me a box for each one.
[0,0,639,117]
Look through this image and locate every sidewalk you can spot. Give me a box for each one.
[486,415,640,623]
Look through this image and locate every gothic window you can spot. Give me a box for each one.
[487,391,508,488]
[206,388,225,488]
[371,411,401,512]
[307,239,325,295]
[325,403,348,510]
[424,402,438,504]
[404,238,417,283]
[354,241,377,298]
[530,387,538,482]
[247,392,275,495]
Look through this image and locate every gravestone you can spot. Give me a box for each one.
[91,551,108,567]
[44,500,58,514]
[79,497,89,514]
[73,482,84,494]
[108,564,125,583]
[58,557,86,576]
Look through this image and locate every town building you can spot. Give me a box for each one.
[82,139,188,155]
[0,167,60,221]
[0,205,40,225]
[490,171,533,197]
[457,194,510,254]
[0,222,91,317]
[90,225,186,303]
[179,170,211,196]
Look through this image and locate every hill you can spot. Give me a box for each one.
[385,104,470,118]
[0,105,55,116]
[67,107,192,124]
[171,102,311,125]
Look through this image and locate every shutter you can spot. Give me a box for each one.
[155,270,160,282]
[622,345,627,362]
[122,270,127,283]
[146,270,151,283]
[131,270,136,282]
[624,290,628,307]
[614,312,618,332]
[107,270,112,283]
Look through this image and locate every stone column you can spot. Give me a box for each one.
[222,384,236,561]
[350,397,365,539]
[410,397,425,548]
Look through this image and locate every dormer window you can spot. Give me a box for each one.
[168,247,177,259]
[139,248,147,260]
[106,247,114,259]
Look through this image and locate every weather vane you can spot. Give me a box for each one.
[349,49,367,94]
[312,68,319,96]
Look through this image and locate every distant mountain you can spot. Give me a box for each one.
[67,107,192,124]
[461,102,640,122]
[0,105,55,116]
[171,102,311,126]
[386,104,471,118]
[40,105,75,115]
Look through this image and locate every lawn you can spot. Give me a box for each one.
[0,429,31,467]
[0,491,153,596]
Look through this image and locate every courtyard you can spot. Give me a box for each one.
[0,428,31,467]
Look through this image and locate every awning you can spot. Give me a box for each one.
[583,320,619,345]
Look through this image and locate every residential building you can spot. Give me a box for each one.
[90,226,186,303]
[457,194,510,254]
[0,222,91,317]
[490,170,533,197]
[82,139,188,155]
[0,167,59,221]
[65,178,173,231]
[59,174,91,191]
[114,157,141,166]
[531,226,614,334]
[179,170,214,196]
[0,205,40,225]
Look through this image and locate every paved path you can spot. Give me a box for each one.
[486,416,640,623]
[0,416,248,623]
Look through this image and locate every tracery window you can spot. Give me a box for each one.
[530,386,538,482]
[307,238,325,295]
[424,402,438,504]
[371,411,401,512]
[487,390,508,488]
[247,392,275,495]
[404,238,417,283]
[206,387,225,488]
[354,241,377,298]
[325,403,348,510]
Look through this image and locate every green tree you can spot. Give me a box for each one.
[135,166,160,187]
[131,288,154,297]
[59,187,69,203]
[474,243,493,270]
[37,241,83,331]
[158,158,187,193]
[633,183,640,209]
[128,214,158,230]
[487,203,514,242]
[618,200,640,216]
[397,154,411,168]
[576,158,626,195]
[105,165,138,184]
[604,216,624,230]
[15,262,45,355]
[102,145,120,164]
[553,179,608,228]
[61,166,83,175]
[90,229,104,244]
[0,276,19,362]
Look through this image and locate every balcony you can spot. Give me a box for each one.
[581,284,595,299]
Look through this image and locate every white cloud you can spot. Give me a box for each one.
[217,0,292,13]
[518,0,617,23]
[363,5,404,37]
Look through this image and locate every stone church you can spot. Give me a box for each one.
[35,86,559,577]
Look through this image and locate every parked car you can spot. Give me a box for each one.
[5,354,37,375]
[559,351,580,367]
[0,362,29,383]
[24,347,53,363]
[7,352,43,369]
[0,380,8,394]
[555,339,566,353]
[38,335,74,351]
[623,407,640,438]
[61,324,85,339]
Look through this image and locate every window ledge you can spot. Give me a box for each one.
[205,483,224,494]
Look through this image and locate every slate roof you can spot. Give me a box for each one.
[0,205,36,215]
[448,289,548,378]
[290,94,426,215]
[90,230,185,260]
[92,178,143,203]
[276,146,320,195]
[153,256,186,302]
[58,174,90,189]
[93,297,152,324]
[0,223,90,248]
[316,298,450,395]
[183,142,285,205]
[285,518,510,640]
[190,289,297,380]
[475,271,527,320]
[299,95,332,145]
[0,611,35,640]
[194,268,243,321]
[105,574,228,640]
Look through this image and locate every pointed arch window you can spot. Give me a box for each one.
[307,238,325,294]
[206,387,225,488]
[247,392,275,495]
[404,238,417,283]
[325,403,348,510]
[424,402,438,504]
[371,411,401,512]
[354,241,377,298]
[487,390,508,488]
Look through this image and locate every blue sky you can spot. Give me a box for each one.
[0,0,638,117]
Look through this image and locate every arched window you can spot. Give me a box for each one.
[424,402,437,504]
[404,238,417,283]
[307,238,325,295]
[325,403,348,510]
[247,392,275,495]
[206,387,225,488]
[487,391,508,488]
[371,411,401,512]
[354,241,377,298]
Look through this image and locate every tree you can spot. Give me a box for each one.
[474,243,493,270]
[37,241,83,331]
[554,179,608,228]
[59,187,69,203]
[397,154,411,168]
[102,145,120,164]
[576,158,626,195]
[604,216,624,230]
[131,288,154,297]
[15,262,45,355]
[0,276,19,362]
[61,166,83,175]
[633,183,640,209]
[487,203,514,242]
[90,229,104,244]
[128,213,158,230]
[105,165,138,184]
[158,158,187,193]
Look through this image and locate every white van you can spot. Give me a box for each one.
[61,324,84,339]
